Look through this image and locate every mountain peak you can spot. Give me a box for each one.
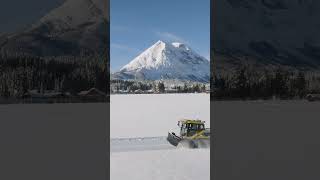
[0,0,108,57]
[151,40,167,49]
[151,40,189,50]
[31,0,107,31]
[156,40,166,44]
[114,40,209,82]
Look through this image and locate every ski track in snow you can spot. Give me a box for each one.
[110,136,174,152]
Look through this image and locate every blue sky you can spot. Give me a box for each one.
[111,0,210,71]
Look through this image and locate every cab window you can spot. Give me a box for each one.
[198,124,204,130]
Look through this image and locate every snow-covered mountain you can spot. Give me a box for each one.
[112,40,210,82]
[0,0,108,56]
[213,0,320,71]
[31,0,108,31]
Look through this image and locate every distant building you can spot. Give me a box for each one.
[306,94,320,101]
[145,89,154,94]
[78,88,108,101]
[21,89,71,103]
[78,88,107,98]
[22,90,41,98]
[22,90,69,98]
[118,89,129,94]
[134,89,143,94]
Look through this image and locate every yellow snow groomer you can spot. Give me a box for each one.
[167,119,210,148]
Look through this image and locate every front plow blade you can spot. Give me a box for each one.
[167,132,181,146]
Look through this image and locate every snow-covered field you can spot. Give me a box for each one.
[110,93,210,138]
[110,94,210,180]
[111,148,210,180]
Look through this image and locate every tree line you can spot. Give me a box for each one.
[211,64,320,100]
[0,53,108,98]
[111,79,208,93]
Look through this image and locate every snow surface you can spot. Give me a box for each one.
[111,94,210,180]
[113,40,210,82]
[110,93,210,138]
[111,148,210,180]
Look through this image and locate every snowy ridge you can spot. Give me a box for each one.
[31,0,107,31]
[0,0,108,57]
[214,0,320,69]
[113,40,210,82]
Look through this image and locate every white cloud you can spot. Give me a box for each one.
[154,31,189,44]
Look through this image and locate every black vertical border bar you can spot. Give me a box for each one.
[210,0,216,179]
[106,0,110,179]
[104,0,111,180]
